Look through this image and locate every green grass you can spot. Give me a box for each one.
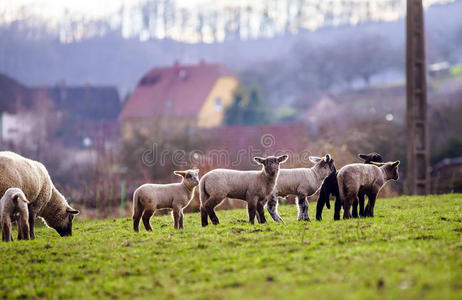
[1,194,461,300]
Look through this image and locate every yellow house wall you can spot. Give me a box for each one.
[197,76,239,128]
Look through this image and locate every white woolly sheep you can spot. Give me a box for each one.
[199,155,288,226]
[266,154,335,222]
[337,161,400,219]
[1,188,30,242]
[132,169,199,231]
[0,151,79,238]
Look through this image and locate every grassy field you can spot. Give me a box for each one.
[1,194,461,300]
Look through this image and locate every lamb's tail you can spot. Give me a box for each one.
[13,192,29,204]
[132,188,141,217]
[199,179,210,227]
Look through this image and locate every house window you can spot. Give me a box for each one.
[214,97,223,112]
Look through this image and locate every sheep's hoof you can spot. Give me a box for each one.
[316,216,322,221]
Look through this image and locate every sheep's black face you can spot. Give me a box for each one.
[254,155,289,177]
[53,208,79,237]
[56,214,74,237]
[359,153,383,164]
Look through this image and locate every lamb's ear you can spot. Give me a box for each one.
[309,156,321,164]
[193,169,200,173]
[358,154,369,161]
[324,154,331,162]
[370,161,386,166]
[277,155,289,163]
[67,208,79,215]
[254,157,265,165]
[174,171,187,177]
[392,160,400,168]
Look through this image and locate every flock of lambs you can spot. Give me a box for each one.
[0,150,400,241]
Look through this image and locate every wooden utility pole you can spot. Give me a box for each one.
[406,0,430,195]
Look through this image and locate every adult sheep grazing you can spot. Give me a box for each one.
[337,160,400,219]
[266,154,335,222]
[132,169,199,231]
[1,188,30,242]
[315,153,383,221]
[200,155,288,226]
[0,151,79,238]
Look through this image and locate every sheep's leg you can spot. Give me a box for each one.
[133,207,144,232]
[142,209,154,231]
[266,193,283,222]
[343,195,356,219]
[2,218,13,242]
[172,207,181,229]
[352,199,359,218]
[204,197,221,225]
[297,195,310,221]
[256,201,267,224]
[248,203,257,225]
[334,198,342,221]
[359,193,366,217]
[367,194,377,218]
[179,210,184,229]
[28,210,35,240]
[20,216,30,240]
[200,205,209,227]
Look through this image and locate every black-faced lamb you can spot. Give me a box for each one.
[315,153,383,221]
[199,155,288,226]
[266,154,335,222]
[0,151,79,238]
[337,160,400,219]
[132,169,199,231]
[1,188,30,242]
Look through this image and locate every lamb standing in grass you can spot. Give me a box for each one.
[315,152,383,221]
[1,188,30,242]
[266,154,335,222]
[0,151,79,238]
[132,169,199,231]
[199,155,288,226]
[337,161,400,219]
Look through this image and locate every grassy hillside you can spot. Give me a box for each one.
[1,194,461,299]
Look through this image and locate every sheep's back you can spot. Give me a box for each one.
[0,152,52,208]
[277,168,311,196]
[338,164,381,188]
[203,169,262,199]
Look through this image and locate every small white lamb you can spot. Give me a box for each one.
[266,154,335,222]
[199,155,288,226]
[1,188,30,242]
[132,169,199,231]
[337,161,400,219]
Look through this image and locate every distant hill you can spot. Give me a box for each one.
[0,0,461,96]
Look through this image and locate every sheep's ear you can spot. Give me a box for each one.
[309,156,321,164]
[277,155,288,163]
[67,208,79,215]
[370,161,386,167]
[358,154,369,161]
[324,154,331,162]
[193,169,200,173]
[174,171,187,177]
[254,157,265,165]
[392,160,400,168]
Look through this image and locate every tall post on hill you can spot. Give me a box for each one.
[406,0,430,195]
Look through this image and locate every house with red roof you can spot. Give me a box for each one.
[119,61,239,140]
